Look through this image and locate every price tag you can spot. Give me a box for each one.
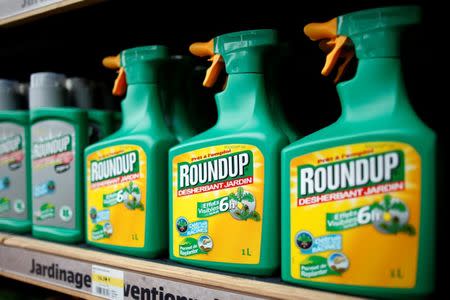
[92,265,124,300]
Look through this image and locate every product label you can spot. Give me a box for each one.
[172,144,264,264]
[32,121,76,228]
[87,145,146,247]
[290,142,420,287]
[0,122,28,220]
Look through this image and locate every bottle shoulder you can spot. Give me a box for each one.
[170,127,288,155]
[0,111,29,123]
[30,108,87,122]
[85,131,177,154]
[282,120,436,158]
[88,110,114,121]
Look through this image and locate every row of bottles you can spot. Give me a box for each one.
[0,5,435,298]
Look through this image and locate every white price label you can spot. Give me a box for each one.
[92,265,124,300]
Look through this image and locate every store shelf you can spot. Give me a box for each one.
[0,234,362,300]
[0,0,102,26]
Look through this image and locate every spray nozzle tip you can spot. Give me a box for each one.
[304,18,337,41]
[103,55,121,69]
[189,39,215,57]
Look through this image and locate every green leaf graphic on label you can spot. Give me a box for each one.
[93,224,103,231]
[241,192,255,203]
[123,182,144,210]
[228,188,259,221]
[391,201,407,212]
[251,211,261,221]
[0,197,11,213]
[237,187,244,199]
[37,203,55,220]
[370,201,384,211]
[372,194,415,235]
[384,194,392,209]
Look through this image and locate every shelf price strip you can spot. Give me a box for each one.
[0,245,260,299]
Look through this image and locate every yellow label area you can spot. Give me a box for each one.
[290,142,420,288]
[172,144,264,264]
[92,273,124,288]
[87,145,147,247]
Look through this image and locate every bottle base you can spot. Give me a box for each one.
[32,225,82,244]
[169,256,278,277]
[86,240,166,259]
[0,219,31,234]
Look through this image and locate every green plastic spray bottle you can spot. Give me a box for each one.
[85,46,177,258]
[169,29,288,275]
[281,6,435,298]
[30,72,88,243]
[66,77,114,144]
[0,79,31,233]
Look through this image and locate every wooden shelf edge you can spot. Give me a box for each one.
[0,0,103,27]
[0,234,363,300]
[0,233,11,243]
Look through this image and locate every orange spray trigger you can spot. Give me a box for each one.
[203,54,224,88]
[102,54,126,96]
[112,67,127,96]
[321,36,349,76]
[334,48,354,83]
[304,18,354,82]
[190,39,224,88]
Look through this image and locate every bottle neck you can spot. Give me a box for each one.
[121,83,166,130]
[337,58,415,122]
[215,73,270,128]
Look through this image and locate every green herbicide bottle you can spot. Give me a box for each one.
[66,77,114,144]
[281,6,436,298]
[169,29,289,275]
[30,72,88,243]
[0,79,31,233]
[85,46,177,258]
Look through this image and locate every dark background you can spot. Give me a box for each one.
[0,0,445,298]
[0,0,442,136]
